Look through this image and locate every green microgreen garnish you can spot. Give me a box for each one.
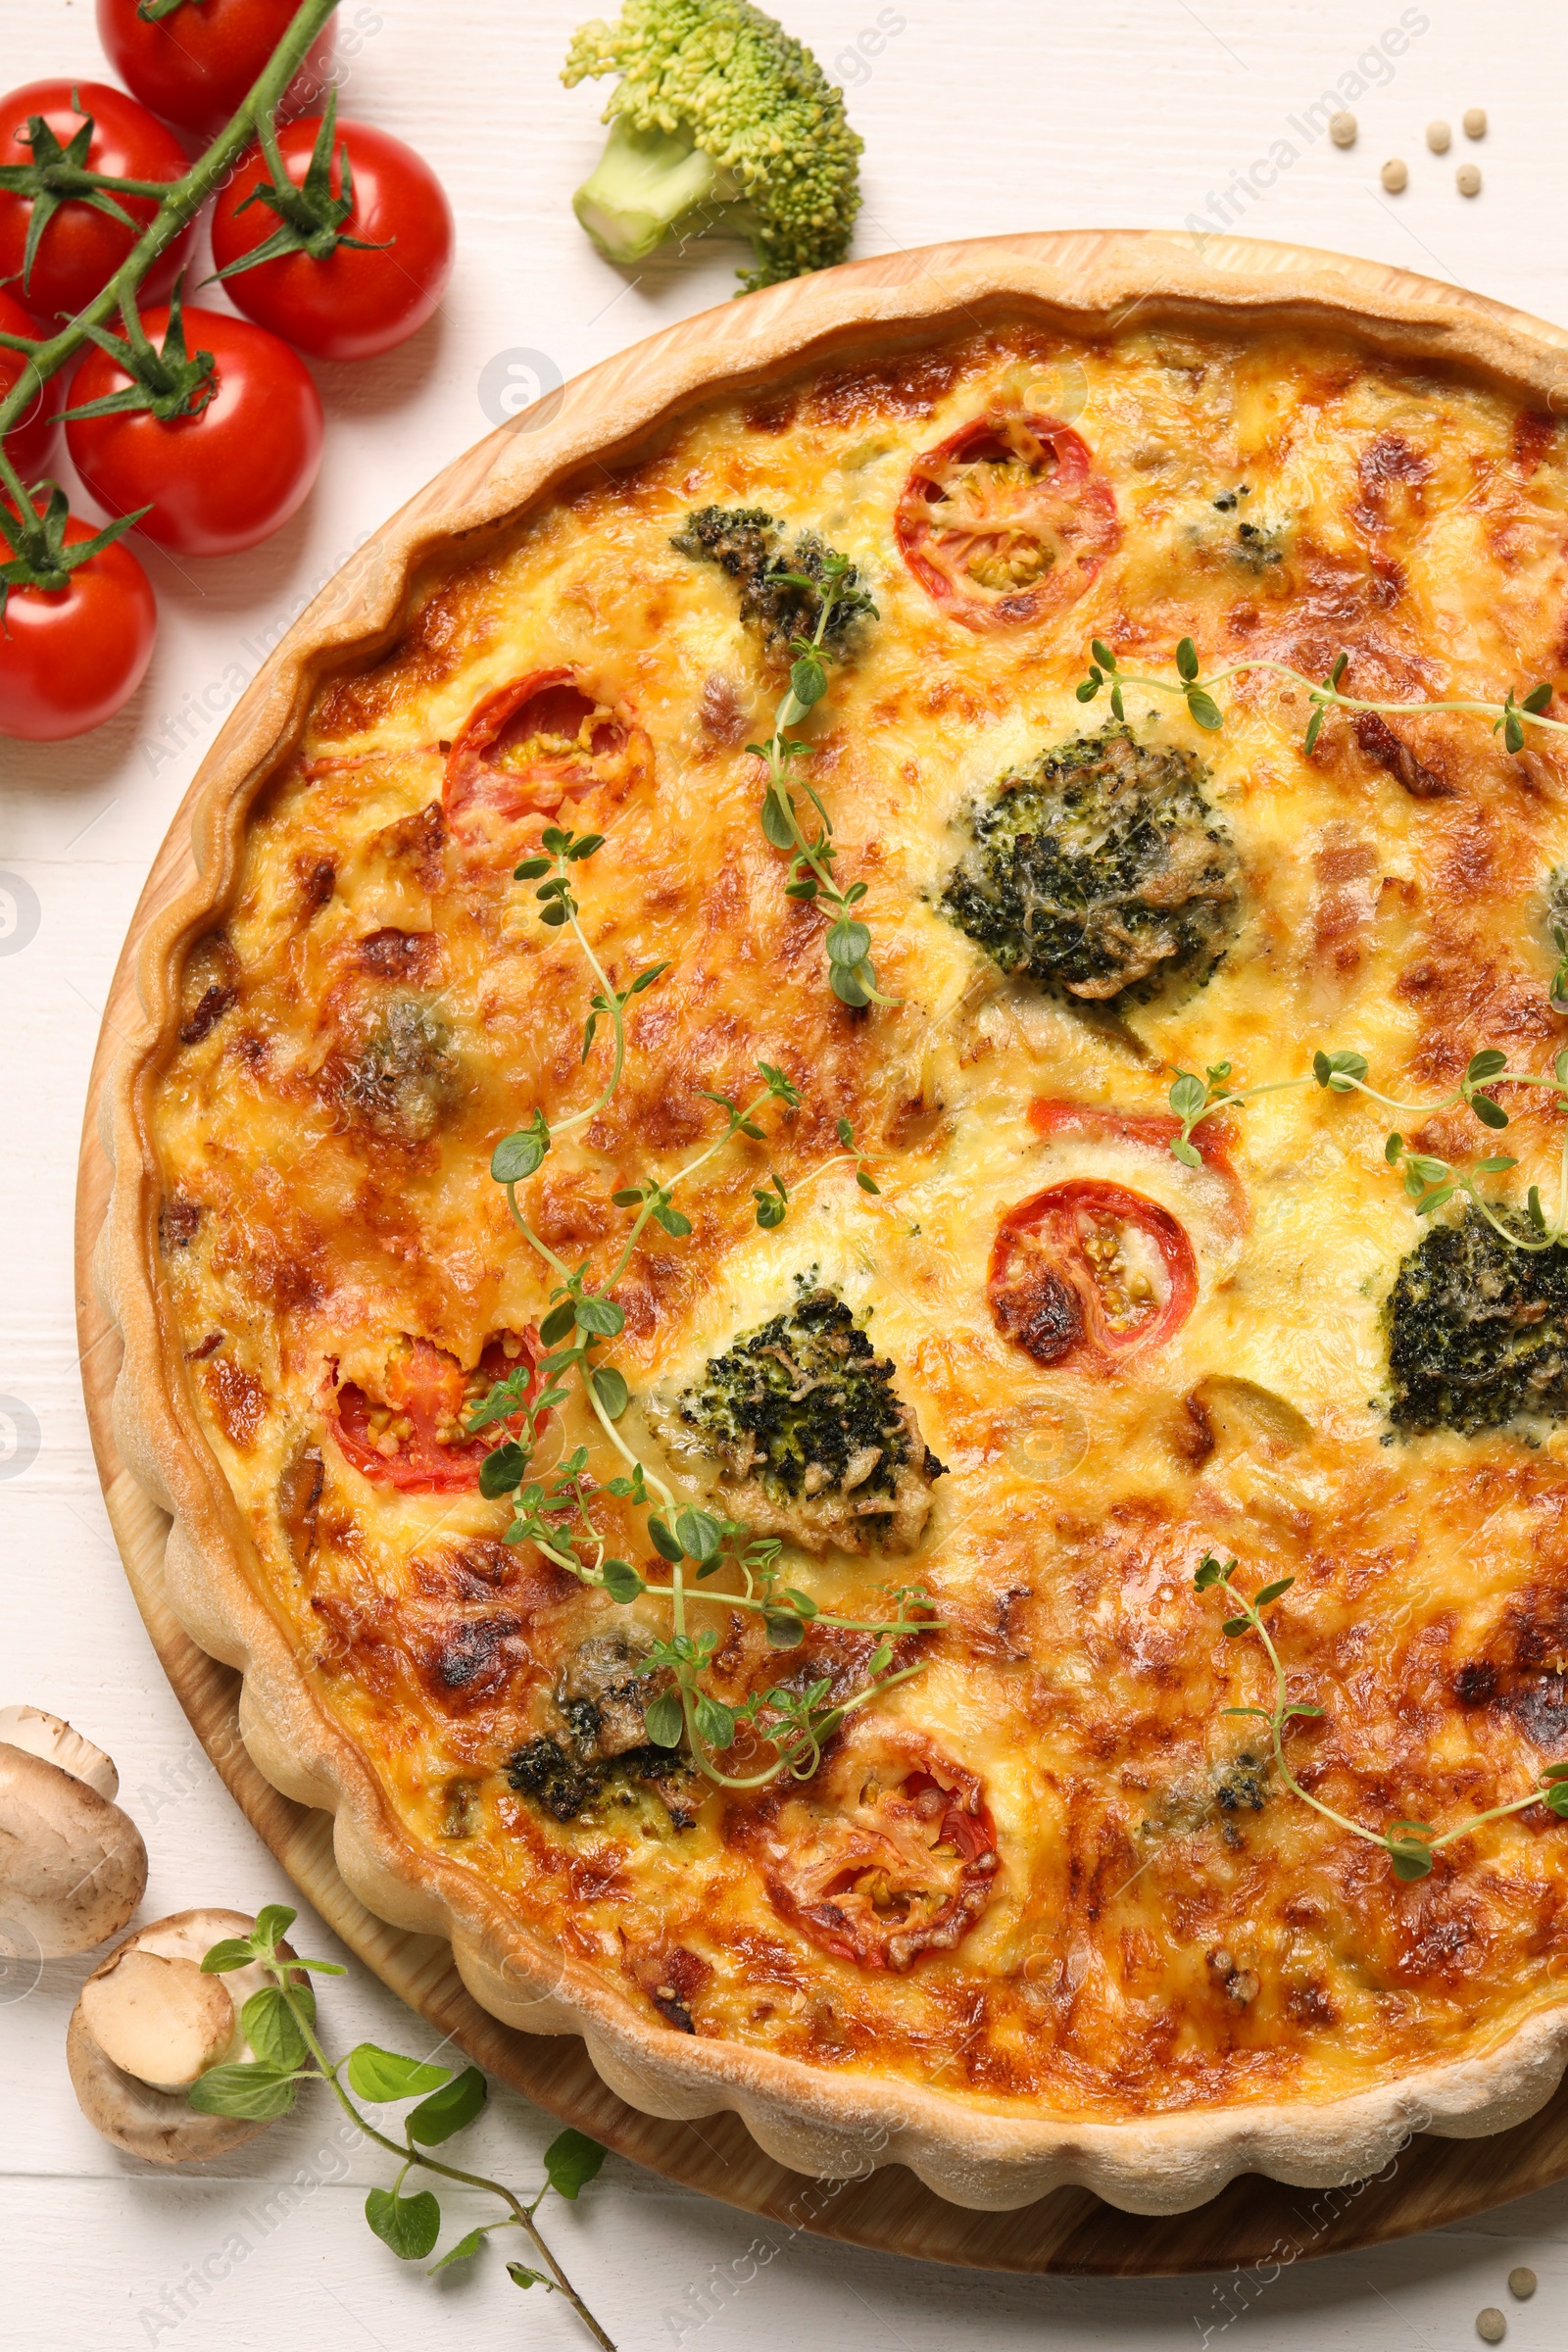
[1165,1043,1568,1251]
[190,1908,615,2346]
[1076,636,1565,758]
[747,551,891,1009]
[1194,1557,1568,1881]
[479,825,938,1790]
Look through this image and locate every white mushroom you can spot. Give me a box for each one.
[0,1705,120,1799]
[0,1725,146,1957]
[69,1908,290,2163]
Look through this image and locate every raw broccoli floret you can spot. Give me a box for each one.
[562,0,863,291]
[671,505,875,658]
[940,723,1240,1008]
[1387,1207,1568,1437]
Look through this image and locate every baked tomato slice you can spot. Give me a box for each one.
[330,1332,539,1494]
[988,1178,1197,1373]
[895,410,1119,630]
[443,668,650,845]
[755,1731,998,1972]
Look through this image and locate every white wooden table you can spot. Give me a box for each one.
[5,1,1568,2342]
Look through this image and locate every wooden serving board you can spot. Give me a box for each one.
[74,229,1568,2275]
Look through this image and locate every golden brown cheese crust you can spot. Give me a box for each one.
[149,321,1568,2121]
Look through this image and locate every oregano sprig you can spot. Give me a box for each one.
[1194,1557,1568,1881]
[1076,636,1565,758]
[189,1908,615,2347]
[748,551,891,1008]
[476,827,940,1790]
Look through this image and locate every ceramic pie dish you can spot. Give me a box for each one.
[95,233,1568,2216]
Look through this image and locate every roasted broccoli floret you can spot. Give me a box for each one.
[1387,1207,1568,1438]
[505,1737,696,1825]
[941,722,1240,1008]
[661,1284,945,1554]
[340,997,462,1146]
[563,0,863,291]
[671,506,875,658]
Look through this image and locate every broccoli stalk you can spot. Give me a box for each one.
[563,0,863,292]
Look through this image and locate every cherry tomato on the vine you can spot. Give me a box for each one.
[95,0,336,142]
[0,81,193,325]
[0,501,156,742]
[210,114,454,361]
[67,304,324,558]
[0,288,62,480]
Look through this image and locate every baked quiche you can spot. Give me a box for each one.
[113,260,1568,2211]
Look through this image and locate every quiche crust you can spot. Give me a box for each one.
[99,237,1568,2213]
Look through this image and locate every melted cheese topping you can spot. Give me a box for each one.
[149,324,1568,2121]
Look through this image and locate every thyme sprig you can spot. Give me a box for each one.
[1195,1557,1568,1881]
[1076,636,1564,757]
[1166,1045,1568,1251]
[188,1908,615,2347]
[748,552,890,1008]
[477,826,939,1791]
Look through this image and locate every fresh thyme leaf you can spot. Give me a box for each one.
[1176,637,1200,682]
[673,1506,723,1561]
[1253,1577,1295,1606]
[479,1442,527,1498]
[1220,1614,1251,1638]
[602,1558,643,1602]
[1472,1095,1510,1130]
[1186,687,1224,731]
[1171,1137,1202,1168]
[647,1516,684,1563]
[538,1298,576,1347]
[643,1690,684,1747]
[1169,1072,1206,1120]
[591,1364,628,1418]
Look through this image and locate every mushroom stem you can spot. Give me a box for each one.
[79,1949,237,2092]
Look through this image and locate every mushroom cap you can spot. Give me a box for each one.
[0,1706,119,1800]
[0,1743,146,1957]
[68,1908,288,2164]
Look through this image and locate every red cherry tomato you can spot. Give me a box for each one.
[987,1177,1198,1373]
[210,116,454,361]
[444,667,652,855]
[751,1729,999,1972]
[895,410,1120,631]
[1028,1097,1250,1230]
[95,0,335,141]
[0,81,192,324]
[0,504,156,741]
[66,304,323,557]
[331,1335,539,1494]
[0,288,62,479]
